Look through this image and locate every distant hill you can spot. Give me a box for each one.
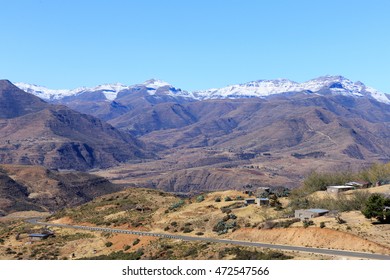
[0,80,152,171]
[0,164,122,216]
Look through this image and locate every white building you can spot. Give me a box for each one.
[326,185,355,194]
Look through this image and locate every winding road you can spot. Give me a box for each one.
[27,219,390,260]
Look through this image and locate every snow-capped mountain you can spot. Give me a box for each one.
[15,76,390,104]
[14,82,130,101]
[15,79,193,101]
[141,79,195,99]
[14,82,87,101]
[193,75,390,104]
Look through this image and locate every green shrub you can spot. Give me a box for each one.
[362,193,390,223]
[302,220,314,228]
[222,247,292,260]
[228,214,237,220]
[196,195,205,203]
[224,196,232,202]
[215,197,221,202]
[358,163,390,184]
[133,239,140,246]
[79,249,144,260]
[169,200,185,210]
[183,227,193,233]
[105,241,113,247]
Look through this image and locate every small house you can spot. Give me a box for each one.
[326,185,355,194]
[244,198,256,205]
[28,232,54,241]
[257,198,270,206]
[295,209,329,220]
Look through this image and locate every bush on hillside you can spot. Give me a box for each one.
[362,193,390,223]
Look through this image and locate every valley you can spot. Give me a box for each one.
[0,76,390,260]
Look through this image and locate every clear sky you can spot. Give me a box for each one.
[1,0,390,92]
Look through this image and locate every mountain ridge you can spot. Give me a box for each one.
[15,75,390,104]
[0,80,151,171]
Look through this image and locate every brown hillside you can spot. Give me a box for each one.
[0,80,151,170]
[0,164,122,216]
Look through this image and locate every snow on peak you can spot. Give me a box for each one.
[14,76,390,105]
[15,82,131,101]
[138,79,195,99]
[142,79,171,89]
[87,83,130,100]
[14,82,87,100]
[15,79,194,101]
[194,76,390,104]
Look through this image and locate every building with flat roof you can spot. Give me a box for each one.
[295,209,329,220]
[257,197,270,206]
[326,185,355,194]
[244,198,256,205]
[29,233,53,241]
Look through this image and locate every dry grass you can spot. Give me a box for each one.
[3,185,390,260]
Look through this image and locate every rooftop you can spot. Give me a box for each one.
[327,185,355,189]
[307,209,329,214]
[345,181,369,186]
[28,233,51,238]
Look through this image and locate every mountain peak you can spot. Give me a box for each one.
[0,80,48,119]
[0,79,18,90]
[313,75,346,81]
[142,79,171,88]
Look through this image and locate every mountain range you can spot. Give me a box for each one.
[1,76,390,193]
[15,75,390,104]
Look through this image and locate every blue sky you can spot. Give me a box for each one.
[1,0,390,92]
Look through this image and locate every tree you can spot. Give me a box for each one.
[358,163,390,185]
[362,193,390,223]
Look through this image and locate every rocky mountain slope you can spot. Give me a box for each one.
[8,76,390,192]
[0,164,122,216]
[0,80,151,171]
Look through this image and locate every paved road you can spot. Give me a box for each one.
[27,219,390,260]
